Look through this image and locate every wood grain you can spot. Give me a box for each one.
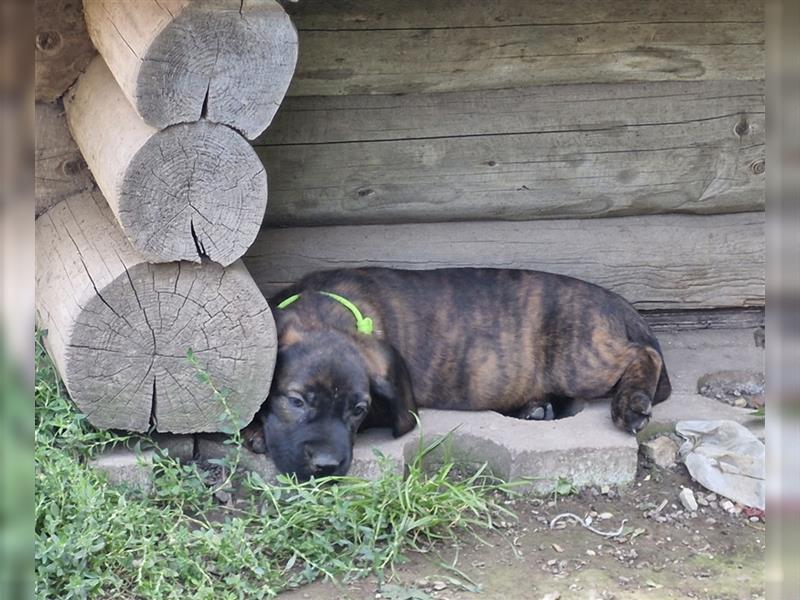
[244,212,765,310]
[254,81,765,226]
[282,0,764,96]
[35,102,94,217]
[35,0,95,102]
[36,190,277,433]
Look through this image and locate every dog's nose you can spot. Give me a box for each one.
[307,449,344,476]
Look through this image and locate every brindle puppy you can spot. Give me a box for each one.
[249,268,671,479]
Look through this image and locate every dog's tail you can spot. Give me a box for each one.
[623,310,672,405]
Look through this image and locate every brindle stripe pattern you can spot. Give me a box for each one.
[272,268,670,421]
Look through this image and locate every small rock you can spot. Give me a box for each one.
[552,543,564,553]
[705,518,717,525]
[89,448,156,494]
[706,493,718,502]
[600,485,611,495]
[540,593,561,600]
[749,516,761,523]
[696,493,709,507]
[586,549,597,557]
[598,512,613,520]
[641,436,679,469]
[734,397,748,408]
[720,499,735,512]
[432,581,447,591]
[679,488,699,512]
[214,490,232,504]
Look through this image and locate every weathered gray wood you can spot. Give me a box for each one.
[35,0,95,102]
[83,0,298,139]
[244,212,765,310]
[254,81,765,226]
[65,56,268,266]
[35,190,277,433]
[642,308,764,332]
[283,0,763,96]
[35,102,94,217]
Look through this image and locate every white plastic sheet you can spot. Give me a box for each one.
[675,420,765,510]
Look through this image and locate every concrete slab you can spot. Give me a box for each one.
[657,329,764,396]
[405,404,638,494]
[648,328,765,438]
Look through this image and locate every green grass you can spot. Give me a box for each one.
[34,338,516,599]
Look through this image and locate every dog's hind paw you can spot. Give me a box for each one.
[518,401,555,421]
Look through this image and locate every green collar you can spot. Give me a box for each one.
[276,291,374,335]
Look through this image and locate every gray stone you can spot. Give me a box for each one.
[89,448,156,493]
[641,436,679,469]
[697,369,765,408]
[127,433,195,461]
[679,487,699,512]
[195,435,279,483]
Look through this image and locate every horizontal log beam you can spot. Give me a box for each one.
[244,212,765,311]
[255,81,765,226]
[282,0,764,96]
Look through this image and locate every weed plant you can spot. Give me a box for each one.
[35,338,516,599]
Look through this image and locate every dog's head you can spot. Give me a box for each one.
[261,312,416,479]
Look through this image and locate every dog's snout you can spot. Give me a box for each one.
[304,444,347,476]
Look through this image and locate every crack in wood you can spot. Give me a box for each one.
[295,20,763,34]
[257,111,765,148]
[149,377,158,431]
[190,219,208,260]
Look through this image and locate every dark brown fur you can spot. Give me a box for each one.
[251,268,671,477]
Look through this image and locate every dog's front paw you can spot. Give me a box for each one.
[613,391,652,434]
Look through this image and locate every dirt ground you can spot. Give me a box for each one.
[278,456,765,600]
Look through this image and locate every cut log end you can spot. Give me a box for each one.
[36,191,277,434]
[84,0,298,139]
[121,121,268,266]
[64,260,275,433]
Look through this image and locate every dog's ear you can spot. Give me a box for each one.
[273,309,304,349]
[360,338,417,437]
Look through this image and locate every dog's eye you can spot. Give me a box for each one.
[287,394,305,409]
[352,404,367,417]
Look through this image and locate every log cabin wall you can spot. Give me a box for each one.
[34,0,764,433]
[245,0,765,316]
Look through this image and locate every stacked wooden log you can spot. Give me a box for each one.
[35,0,298,432]
[247,0,766,315]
